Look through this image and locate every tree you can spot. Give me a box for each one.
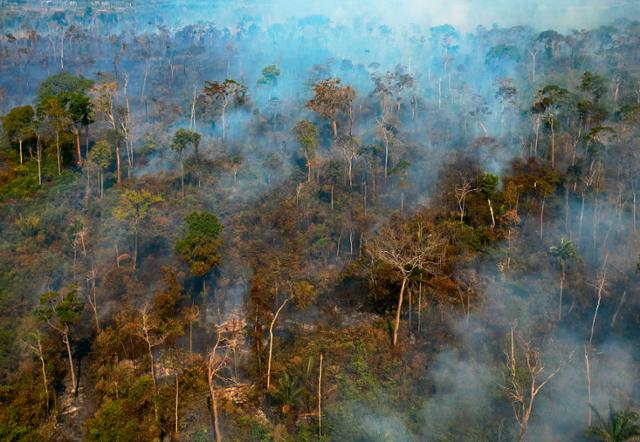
[533,85,570,169]
[367,222,445,346]
[65,91,94,166]
[481,173,499,229]
[504,328,569,442]
[113,190,162,269]
[21,329,50,413]
[371,66,415,120]
[587,405,640,442]
[266,297,288,390]
[37,72,93,104]
[203,79,247,140]
[38,73,94,166]
[454,174,478,222]
[2,105,35,165]
[207,330,231,442]
[39,95,71,175]
[293,120,318,183]
[257,64,281,100]
[91,81,122,183]
[579,72,607,103]
[549,238,578,320]
[336,135,359,190]
[307,78,355,139]
[171,129,201,197]
[176,211,223,292]
[35,286,84,396]
[90,140,112,198]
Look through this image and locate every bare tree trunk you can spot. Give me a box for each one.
[175,375,179,435]
[209,380,221,442]
[579,192,585,241]
[37,135,42,185]
[550,118,556,169]
[488,198,496,229]
[56,131,61,175]
[558,267,564,321]
[330,184,334,210]
[180,155,185,198]
[115,142,122,184]
[540,198,545,240]
[318,352,323,439]
[417,281,422,333]
[74,128,82,166]
[633,191,637,233]
[584,345,592,427]
[267,298,288,389]
[589,256,607,346]
[393,276,408,347]
[63,331,77,395]
[19,139,23,164]
[533,116,540,158]
[529,50,537,83]
[133,228,138,270]
[221,102,227,141]
[384,137,389,179]
[87,272,101,333]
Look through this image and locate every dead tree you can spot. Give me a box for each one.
[266,297,288,389]
[207,330,231,442]
[454,176,477,222]
[503,328,571,442]
[367,223,445,347]
[589,255,608,346]
[23,331,50,413]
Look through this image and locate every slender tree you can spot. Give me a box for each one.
[35,286,84,396]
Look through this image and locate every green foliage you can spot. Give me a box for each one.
[35,286,83,327]
[90,140,112,171]
[258,64,281,88]
[481,173,499,198]
[171,128,201,155]
[486,45,520,65]
[2,106,34,145]
[293,120,318,154]
[587,404,640,442]
[87,375,159,441]
[37,72,93,103]
[549,238,578,269]
[176,211,223,277]
[113,190,162,227]
[580,71,607,102]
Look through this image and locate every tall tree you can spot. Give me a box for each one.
[367,222,445,346]
[39,96,71,175]
[549,238,578,320]
[171,129,201,197]
[35,286,84,396]
[481,173,499,229]
[533,85,570,168]
[307,78,355,139]
[202,79,247,140]
[293,120,318,183]
[113,190,162,269]
[176,211,223,299]
[2,105,34,165]
[90,140,112,198]
[91,81,122,183]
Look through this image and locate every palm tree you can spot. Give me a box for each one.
[588,404,640,442]
[549,238,578,321]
